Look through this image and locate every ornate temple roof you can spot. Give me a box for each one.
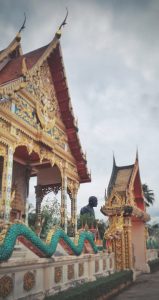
[0,45,47,85]
[0,29,90,183]
[107,157,134,197]
[0,33,22,66]
[101,154,150,221]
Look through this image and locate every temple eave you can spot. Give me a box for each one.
[101,204,150,222]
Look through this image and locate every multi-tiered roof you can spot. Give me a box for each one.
[0,24,90,183]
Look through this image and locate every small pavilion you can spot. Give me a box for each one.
[0,22,90,234]
[101,153,150,271]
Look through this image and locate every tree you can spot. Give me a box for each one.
[79,213,96,228]
[28,196,60,238]
[97,219,107,240]
[142,183,155,207]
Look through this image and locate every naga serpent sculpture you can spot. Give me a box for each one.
[0,223,98,262]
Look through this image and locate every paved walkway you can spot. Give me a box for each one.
[113,271,159,300]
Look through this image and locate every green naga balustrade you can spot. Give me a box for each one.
[0,223,98,262]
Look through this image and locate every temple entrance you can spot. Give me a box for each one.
[11,145,40,222]
[12,145,64,226]
[0,144,78,235]
[35,164,62,227]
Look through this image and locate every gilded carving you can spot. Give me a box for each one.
[54,266,62,284]
[0,96,11,110]
[67,178,74,196]
[26,62,58,131]
[14,130,40,155]
[53,126,66,149]
[0,78,26,97]
[67,264,74,280]
[78,263,84,277]
[0,275,13,298]
[124,229,130,268]
[23,271,35,291]
[0,119,10,132]
[14,94,38,128]
[115,238,123,270]
[36,97,56,131]
[68,163,78,177]
[0,144,7,157]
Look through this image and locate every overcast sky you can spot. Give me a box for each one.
[1,0,159,221]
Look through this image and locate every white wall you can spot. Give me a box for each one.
[0,252,115,300]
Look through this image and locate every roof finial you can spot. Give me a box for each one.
[19,13,26,34]
[135,147,139,162]
[104,188,107,202]
[113,152,116,167]
[56,8,68,39]
[59,7,68,30]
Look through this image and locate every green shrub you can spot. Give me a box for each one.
[148,258,159,273]
[45,270,133,300]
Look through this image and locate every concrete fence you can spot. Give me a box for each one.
[146,249,158,262]
[0,252,115,300]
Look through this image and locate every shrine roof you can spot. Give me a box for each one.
[0,45,47,85]
[0,35,91,183]
[0,33,22,66]
[107,163,134,196]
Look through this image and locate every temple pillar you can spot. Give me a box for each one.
[71,182,79,236]
[70,198,75,236]
[74,195,77,234]
[0,150,5,219]
[3,146,14,222]
[61,169,67,233]
[124,217,133,269]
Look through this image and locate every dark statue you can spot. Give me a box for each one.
[80,196,98,218]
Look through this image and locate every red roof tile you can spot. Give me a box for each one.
[0,45,47,85]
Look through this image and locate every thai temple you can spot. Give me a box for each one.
[0,16,158,300]
[0,20,90,235]
[101,154,150,271]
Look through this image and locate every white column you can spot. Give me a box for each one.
[61,171,67,233]
[72,183,79,235]
[0,153,5,214]
[71,197,75,236]
[74,194,77,234]
[4,146,13,222]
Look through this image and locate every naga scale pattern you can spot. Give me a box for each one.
[0,223,98,262]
